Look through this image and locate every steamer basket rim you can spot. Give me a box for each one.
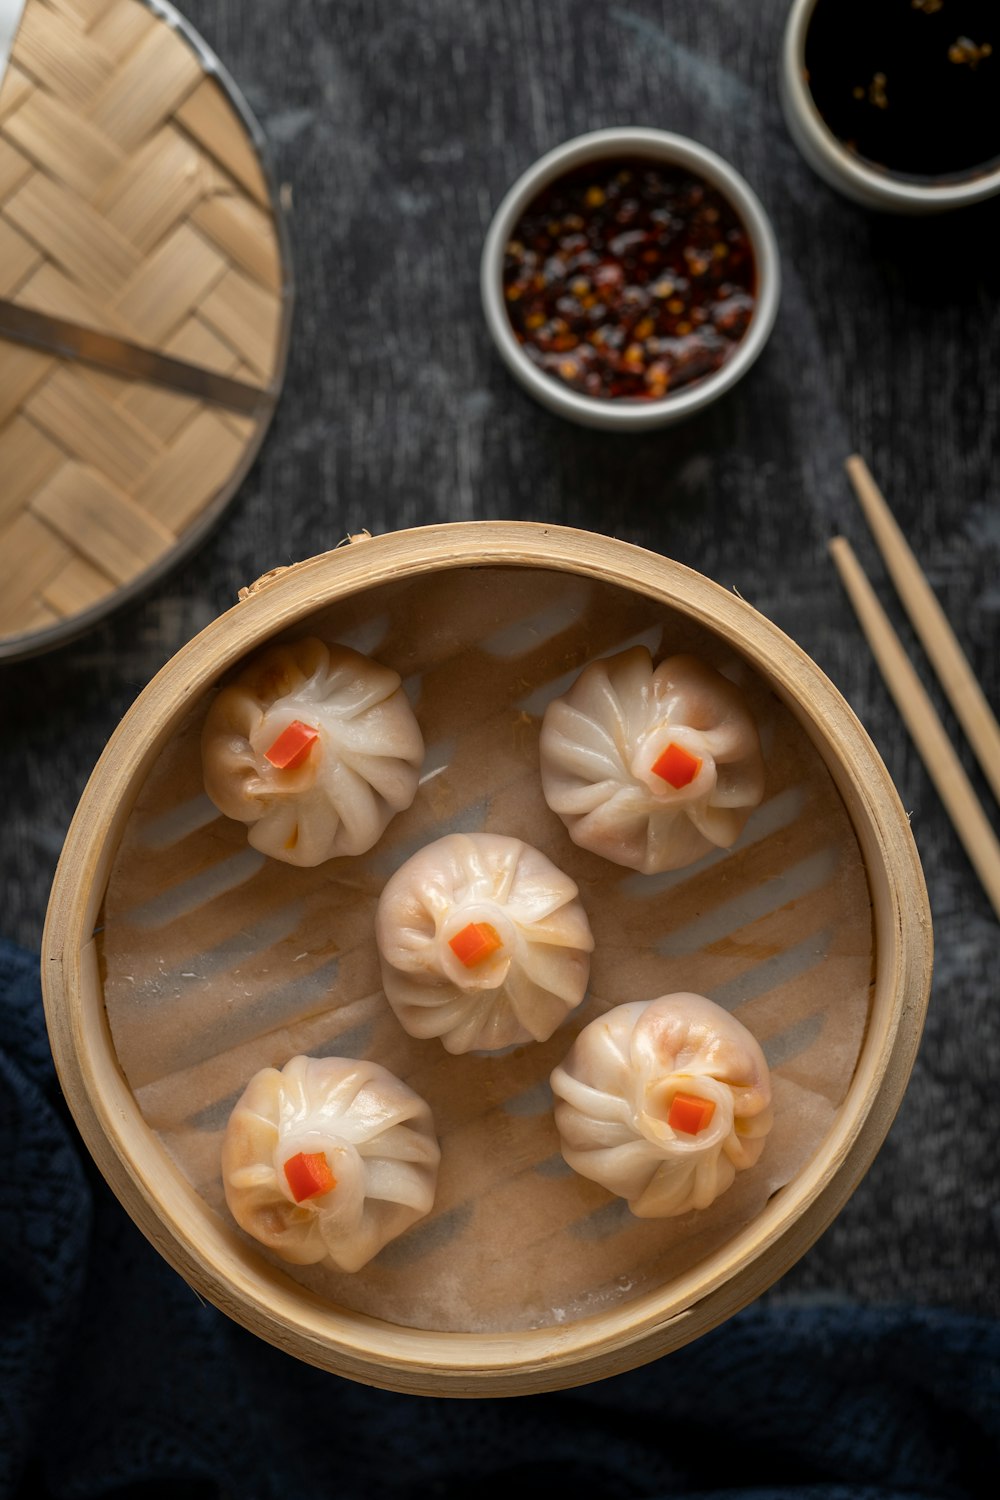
[40,520,933,1394]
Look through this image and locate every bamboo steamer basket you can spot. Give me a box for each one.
[42,522,932,1397]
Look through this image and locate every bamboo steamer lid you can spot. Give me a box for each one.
[41,524,932,1395]
[0,0,292,660]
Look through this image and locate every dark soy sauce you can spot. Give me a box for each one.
[805,0,1000,179]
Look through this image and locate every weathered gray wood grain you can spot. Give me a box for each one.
[2,0,997,1316]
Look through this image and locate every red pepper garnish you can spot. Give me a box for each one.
[264,720,318,771]
[651,742,702,789]
[448,921,503,968]
[667,1093,716,1135]
[284,1151,336,1203]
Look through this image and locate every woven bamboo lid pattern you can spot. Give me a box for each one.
[0,0,292,659]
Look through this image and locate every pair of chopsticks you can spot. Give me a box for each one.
[830,457,1000,920]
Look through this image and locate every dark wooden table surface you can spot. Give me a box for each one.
[2,0,998,1317]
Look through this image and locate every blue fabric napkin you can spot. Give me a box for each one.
[1,937,996,1499]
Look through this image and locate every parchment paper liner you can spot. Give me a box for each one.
[100,568,872,1333]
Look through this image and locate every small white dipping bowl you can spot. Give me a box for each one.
[781,0,1000,214]
[480,127,781,431]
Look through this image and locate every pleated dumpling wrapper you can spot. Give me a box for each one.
[550,993,773,1217]
[221,1055,440,1272]
[202,636,424,866]
[539,647,764,874]
[376,832,594,1054]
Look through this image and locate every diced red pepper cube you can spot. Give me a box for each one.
[284,1150,336,1202]
[264,720,318,770]
[448,921,503,968]
[667,1093,716,1135]
[651,742,702,789]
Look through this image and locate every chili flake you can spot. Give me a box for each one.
[502,158,756,402]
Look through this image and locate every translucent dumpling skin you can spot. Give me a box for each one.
[201,636,424,866]
[221,1055,440,1272]
[539,647,765,874]
[376,832,594,1054]
[550,993,772,1217]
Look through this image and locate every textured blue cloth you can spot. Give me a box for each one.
[1,937,997,1500]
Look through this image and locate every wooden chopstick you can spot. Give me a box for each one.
[845,454,1000,807]
[830,535,1000,921]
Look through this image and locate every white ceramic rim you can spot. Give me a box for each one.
[781,0,1000,213]
[480,128,781,431]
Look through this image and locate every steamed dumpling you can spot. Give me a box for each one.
[201,636,424,865]
[221,1054,440,1272]
[550,993,772,1217]
[539,647,764,874]
[375,832,594,1054]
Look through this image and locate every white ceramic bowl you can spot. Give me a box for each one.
[781,0,1000,214]
[480,128,781,431]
